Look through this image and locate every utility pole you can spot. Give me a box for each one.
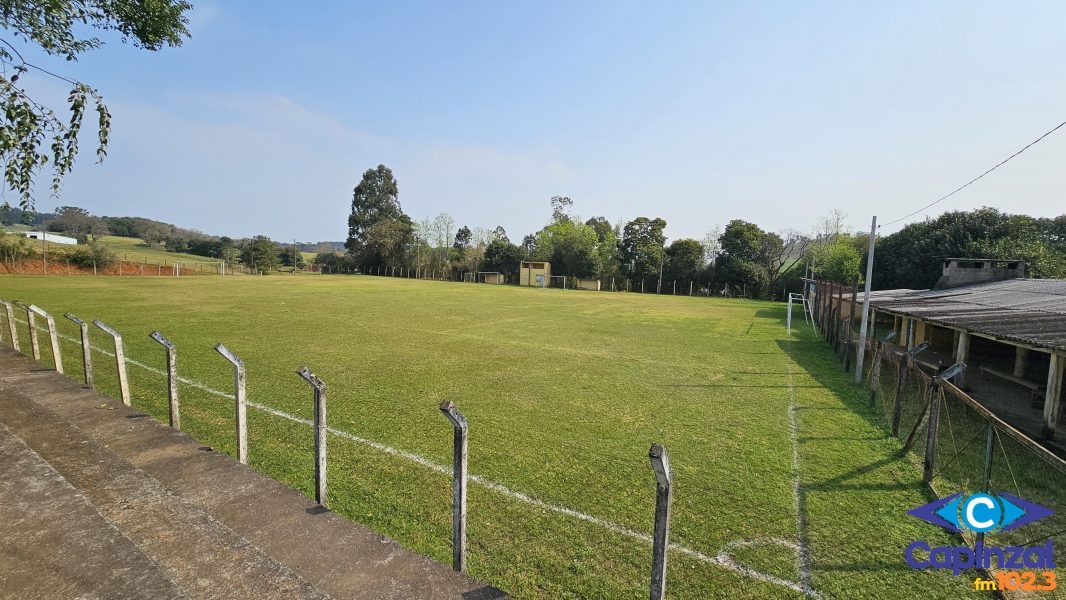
[854,216,878,383]
[293,237,297,275]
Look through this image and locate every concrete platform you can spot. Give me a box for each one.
[0,349,505,600]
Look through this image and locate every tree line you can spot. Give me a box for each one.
[339,165,1066,297]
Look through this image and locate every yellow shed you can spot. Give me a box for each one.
[573,277,601,291]
[520,261,551,287]
[483,272,505,284]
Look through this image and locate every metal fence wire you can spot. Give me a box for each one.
[849,322,1066,598]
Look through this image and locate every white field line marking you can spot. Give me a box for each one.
[787,355,815,595]
[19,317,817,596]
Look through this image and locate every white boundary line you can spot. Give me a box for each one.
[787,354,815,595]
[16,316,818,597]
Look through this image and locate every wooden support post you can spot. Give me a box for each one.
[1,300,21,351]
[93,320,131,406]
[15,302,40,360]
[214,343,248,464]
[150,332,180,430]
[29,306,63,374]
[297,367,328,506]
[439,401,468,572]
[1013,347,1030,379]
[1043,353,1063,441]
[65,314,92,387]
[648,443,672,600]
[892,341,930,436]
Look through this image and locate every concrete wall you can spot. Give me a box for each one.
[573,278,600,291]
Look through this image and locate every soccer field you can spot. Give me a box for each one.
[0,275,978,598]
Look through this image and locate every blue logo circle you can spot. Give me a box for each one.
[962,493,1002,532]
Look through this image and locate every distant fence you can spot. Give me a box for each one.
[807,279,1066,591]
[328,265,733,297]
[0,258,226,276]
[0,296,688,598]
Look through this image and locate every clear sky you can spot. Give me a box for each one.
[13,1,1066,242]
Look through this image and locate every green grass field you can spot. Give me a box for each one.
[0,275,983,598]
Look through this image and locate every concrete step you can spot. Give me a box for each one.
[0,421,188,599]
[0,383,330,600]
[0,349,503,599]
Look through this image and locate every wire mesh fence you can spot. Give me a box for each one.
[815,287,1066,597]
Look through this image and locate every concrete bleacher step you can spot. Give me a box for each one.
[0,349,503,599]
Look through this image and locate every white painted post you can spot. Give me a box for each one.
[65,314,92,387]
[787,294,793,335]
[29,305,63,374]
[1,300,20,351]
[93,320,131,406]
[648,443,672,600]
[1043,353,1064,441]
[954,331,971,388]
[852,217,878,385]
[14,302,40,360]
[297,366,328,506]
[214,343,248,464]
[150,332,180,430]
[439,400,468,572]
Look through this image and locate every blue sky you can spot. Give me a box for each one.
[13,1,1066,242]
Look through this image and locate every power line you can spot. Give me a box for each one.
[881,120,1066,227]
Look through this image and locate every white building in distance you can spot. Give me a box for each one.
[23,231,77,245]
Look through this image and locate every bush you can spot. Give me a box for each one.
[0,232,33,263]
[66,243,116,269]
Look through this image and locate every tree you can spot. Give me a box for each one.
[453,226,472,251]
[620,217,667,280]
[482,239,523,279]
[0,0,191,209]
[132,218,170,247]
[716,219,767,295]
[701,225,723,264]
[240,235,280,272]
[520,233,536,257]
[550,196,573,223]
[346,164,404,265]
[760,229,810,296]
[810,238,862,284]
[665,239,705,281]
[873,207,1066,289]
[492,225,509,243]
[363,217,413,268]
[279,245,306,268]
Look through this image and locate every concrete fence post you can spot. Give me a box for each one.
[93,320,131,406]
[65,313,93,387]
[297,366,328,506]
[29,305,63,374]
[892,341,930,436]
[150,332,180,430]
[1,300,21,351]
[919,363,965,482]
[868,330,896,407]
[439,400,469,572]
[14,302,40,360]
[214,343,248,464]
[648,443,672,600]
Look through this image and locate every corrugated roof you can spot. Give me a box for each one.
[869,279,1066,352]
